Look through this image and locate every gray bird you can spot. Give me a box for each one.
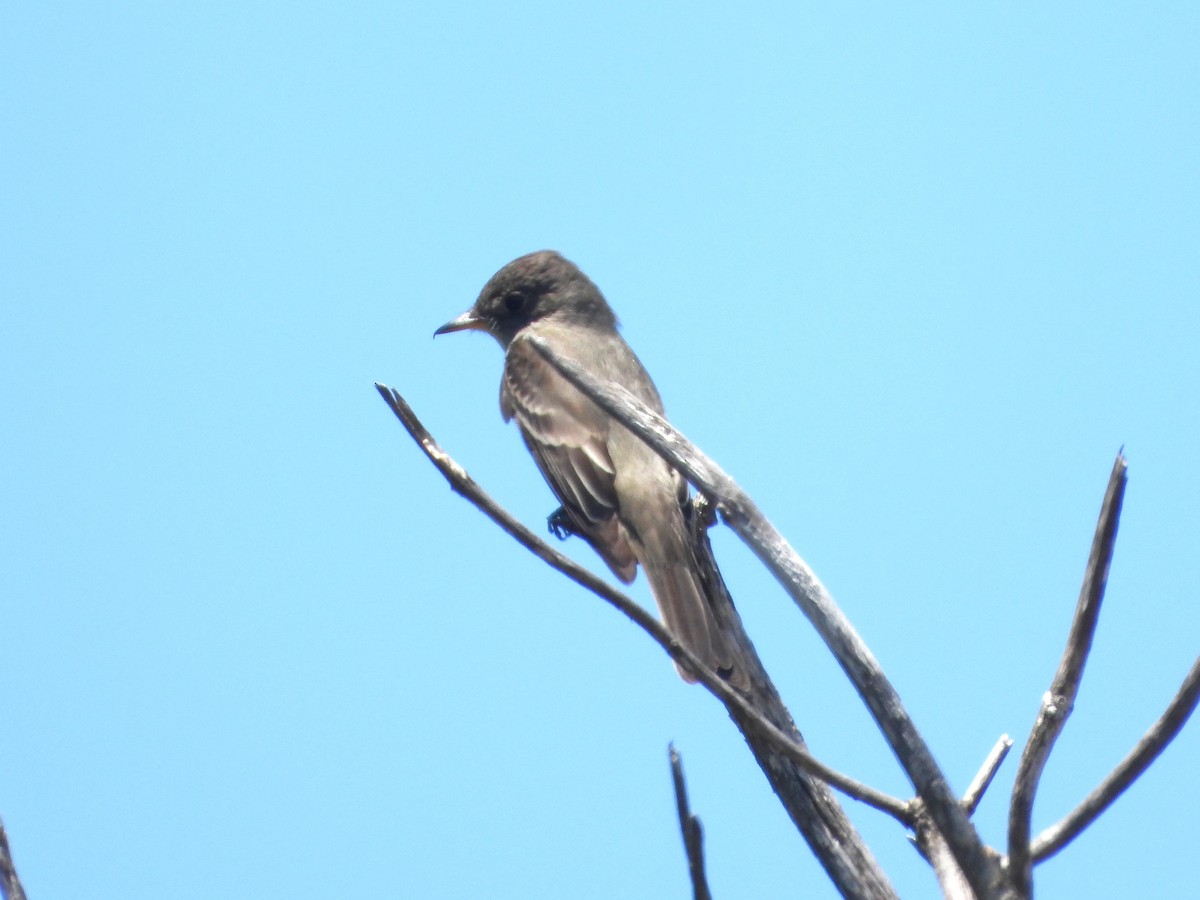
[435,250,737,685]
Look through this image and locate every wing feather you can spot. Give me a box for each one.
[501,335,638,582]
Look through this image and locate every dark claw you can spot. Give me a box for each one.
[547,507,576,541]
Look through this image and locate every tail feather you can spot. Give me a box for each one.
[639,527,744,689]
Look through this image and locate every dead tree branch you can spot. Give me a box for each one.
[375,383,902,898]
[909,735,1013,895]
[382,369,1195,898]
[669,744,711,900]
[1008,454,1127,894]
[917,816,977,900]
[0,817,27,900]
[522,337,1003,899]
[1032,654,1200,862]
[686,495,908,896]
[964,736,1013,817]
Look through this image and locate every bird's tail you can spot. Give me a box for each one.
[639,525,745,690]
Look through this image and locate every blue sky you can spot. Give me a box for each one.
[3,3,1197,897]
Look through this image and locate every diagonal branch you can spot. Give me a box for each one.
[1032,653,1200,862]
[376,383,906,899]
[963,735,1013,816]
[684,501,903,898]
[908,737,1011,895]
[669,744,712,900]
[916,816,979,900]
[0,817,27,900]
[522,338,1003,899]
[374,384,905,816]
[1007,452,1128,895]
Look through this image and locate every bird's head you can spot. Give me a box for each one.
[435,250,616,347]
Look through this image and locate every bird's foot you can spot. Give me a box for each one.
[547,507,577,541]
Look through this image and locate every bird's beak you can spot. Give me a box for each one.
[434,309,488,337]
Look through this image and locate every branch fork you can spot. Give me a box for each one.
[379,352,1197,900]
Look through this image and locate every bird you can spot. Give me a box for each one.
[435,250,739,686]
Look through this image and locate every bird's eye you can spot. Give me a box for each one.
[503,291,527,313]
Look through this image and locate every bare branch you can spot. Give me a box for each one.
[908,736,1011,880]
[963,736,1013,816]
[376,383,905,898]
[0,817,27,900]
[910,738,1015,900]
[669,744,712,900]
[685,502,903,899]
[1008,452,1127,895]
[521,339,1002,899]
[1032,654,1200,862]
[915,815,979,900]
[374,383,900,810]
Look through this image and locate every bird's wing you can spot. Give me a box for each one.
[501,335,638,583]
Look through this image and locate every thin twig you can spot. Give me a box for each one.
[1032,654,1200,862]
[374,383,910,823]
[908,736,1011,871]
[1008,452,1128,896]
[963,735,1013,816]
[669,744,712,900]
[0,817,27,900]
[522,338,1001,899]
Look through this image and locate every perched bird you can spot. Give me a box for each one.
[435,250,738,685]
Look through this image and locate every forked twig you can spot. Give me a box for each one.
[1008,453,1127,894]
[1032,654,1200,862]
[908,736,1011,892]
[383,368,1196,899]
[374,383,908,822]
[522,338,1000,899]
